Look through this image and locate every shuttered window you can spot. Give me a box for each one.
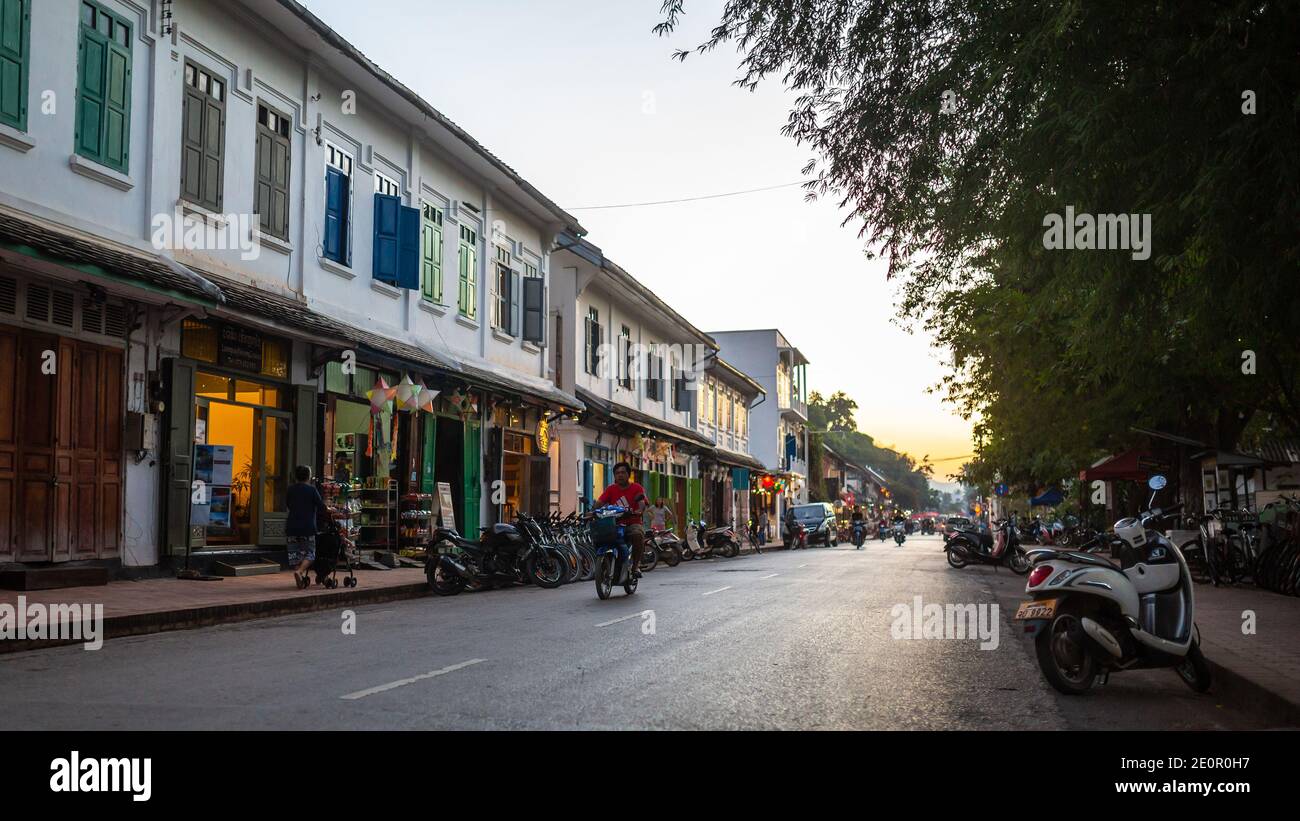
[0,0,30,131]
[255,103,291,240]
[76,2,132,173]
[584,307,601,376]
[457,224,477,319]
[492,244,513,334]
[323,144,353,265]
[521,261,544,344]
[420,203,443,303]
[181,61,225,211]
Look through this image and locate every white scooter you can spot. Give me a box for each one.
[1014,474,1212,695]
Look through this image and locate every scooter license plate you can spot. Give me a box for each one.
[1014,599,1058,620]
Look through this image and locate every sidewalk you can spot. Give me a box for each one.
[0,568,428,654]
[1190,583,1300,726]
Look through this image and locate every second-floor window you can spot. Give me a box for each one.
[0,0,31,132]
[457,224,478,319]
[323,143,353,265]
[76,1,132,174]
[255,103,291,240]
[181,61,225,211]
[491,244,515,335]
[618,325,632,390]
[584,307,601,376]
[421,203,443,303]
[645,342,661,401]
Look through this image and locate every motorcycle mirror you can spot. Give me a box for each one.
[1147,474,1167,491]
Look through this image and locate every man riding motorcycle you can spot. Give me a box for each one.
[596,462,647,579]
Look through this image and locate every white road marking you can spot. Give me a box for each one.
[702,586,732,596]
[595,610,651,628]
[340,658,486,700]
[798,564,807,568]
[760,573,779,579]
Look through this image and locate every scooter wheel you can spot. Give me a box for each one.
[1175,639,1212,693]
[1035,605,1098,695]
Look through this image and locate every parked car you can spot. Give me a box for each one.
[788,503,838,547]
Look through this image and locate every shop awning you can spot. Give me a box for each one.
[0,207,584,413]
[1030,488,1064,507]
[1079,449,1160,482]
[712,447,765,472]
[576,387,715,450]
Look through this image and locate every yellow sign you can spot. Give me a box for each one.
[536,417,550,455]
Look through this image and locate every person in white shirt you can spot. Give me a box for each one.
[647,497,676,535]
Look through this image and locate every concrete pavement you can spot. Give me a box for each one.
[0,535,1277,730]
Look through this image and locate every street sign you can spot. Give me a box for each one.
[994,483,1009,497]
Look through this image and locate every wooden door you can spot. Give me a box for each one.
[16,332,58,561]
[70,342,123,559]
[0,327,16,561]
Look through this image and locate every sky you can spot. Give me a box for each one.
[298,0,975,479]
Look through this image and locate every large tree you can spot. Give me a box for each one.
[657,1,1300,485]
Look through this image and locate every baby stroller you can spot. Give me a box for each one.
[313,507,358,589]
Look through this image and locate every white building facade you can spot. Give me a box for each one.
[709,329,811,532]
[0,0,582,573]
[549,234,717,528]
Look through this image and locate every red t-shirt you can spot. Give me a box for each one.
[598,482,647,526]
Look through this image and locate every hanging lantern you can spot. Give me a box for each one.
[415,378,439,413]
[394,374,421,412]
[367,377,395,415]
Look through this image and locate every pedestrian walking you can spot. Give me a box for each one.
[286,464,325,589]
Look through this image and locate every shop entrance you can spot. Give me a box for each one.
[192,371,290,548]
[0,325,123,563]
[434,416,464,530]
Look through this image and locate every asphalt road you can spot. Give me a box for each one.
[0,534,1270,730]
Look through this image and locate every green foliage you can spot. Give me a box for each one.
[659,0,1300,490]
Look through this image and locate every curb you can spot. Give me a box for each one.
[0,582,431,655]
[1203,654,1300,728]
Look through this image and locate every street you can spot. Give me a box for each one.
[0,535,1268,731]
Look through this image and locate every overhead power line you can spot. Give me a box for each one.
[567,180,806,211]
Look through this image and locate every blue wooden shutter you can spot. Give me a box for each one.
[397,205,421,290]
[324,166,347,263]
[372,193,400,283]
[522,276,544,343]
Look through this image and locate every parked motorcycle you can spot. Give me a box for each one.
[945,516,1031,574]
[785,521,809,550]
[647,528,683,567]
[1015,475,1212,695]
[686,520,741,559]
[426,521,566,595]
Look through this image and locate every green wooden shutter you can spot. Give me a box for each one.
[688,477,702,523]
[0,0,30,131]
[201,93,224,209]
[421,413,436,493]
[163,359,195,556]
[181,86,204,203]
[75,6,131,173]
[462,421,481,535]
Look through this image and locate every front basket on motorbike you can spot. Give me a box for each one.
[588,512,620,545]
